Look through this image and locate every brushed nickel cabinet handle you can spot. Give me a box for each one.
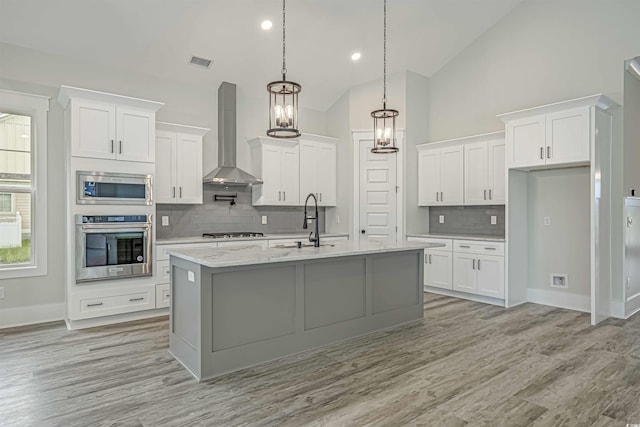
[429,254,432,264]
[460,245,471,248]
[278,191,281,201]
[119,140,122,154]
[283,191,286,201]
[478,259,481,270]
[540,147,544,159]
[436,192,439,202]
[440,192,443,202]
[425,253,428,263]
[320,193,322,202]
[87,302,103,307]
[179,187,182,198]
[484,189,487,200]
[111,140,114,153]
[547,146,551,159]
[472,259,476,270]
[489,189,492,200]
[129,297,144,302]
[485,247,496,250]
[172,187,176,198]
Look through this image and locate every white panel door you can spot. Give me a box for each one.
[317,143,337,206]
[73,100,116,159]
[453,254,476,293]
[425,250,453,290]
[476,254,505,298]
[359,138,397,240]
[440,146,464,205]
[464,142,489,205]
[546,106,590,166]
[418,149,440,206]
[281,145,300,206]
[116,107,154,163]
[299,141,317,202]
[261,145,283,205]
[155,131,176,203]
[487,140,506,204]
[176,134,203,204]
[506,115,545,168]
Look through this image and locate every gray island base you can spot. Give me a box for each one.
[168,240,443,381]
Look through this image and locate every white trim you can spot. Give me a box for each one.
[352,129,405,242]
[57,85,164,111]
[610,300,625,319]
[0,302,65,329]
[526,288,590,313]
[497,94,619,122]
[0,90,49,280]
[424,287,505,307]
[156,121,210,136]
[65,308,168,330]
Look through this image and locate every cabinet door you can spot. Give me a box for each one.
[453,253,477,293]
[317,143,337,206]
[476,254,505,299]
[155,131,176,203]
[440,146,464,205]
[418,149,441,206]
[72,100,116,159]
[464,142,489,205]
[116,107,155,163]
[299,142,317,202]
[261,145,283,204]
[487,140,506,204]
[506,115,545,168]
[425,250,453,290]
[545,107,590,166]
[176,134,203,204]
[281,145,300,205]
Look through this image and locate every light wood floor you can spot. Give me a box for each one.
[1,293,639,426]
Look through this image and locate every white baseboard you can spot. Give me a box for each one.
[610,300,626,319]
[424,286,505,307]
[0,302,65,329]
[65,308,169,330]
[526,288,590,313]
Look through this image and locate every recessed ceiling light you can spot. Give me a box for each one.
[261,20,273,30]
[351,52,361,61]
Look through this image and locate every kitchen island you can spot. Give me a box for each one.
[168,239,443,380]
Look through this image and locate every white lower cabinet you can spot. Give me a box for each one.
[70,285,156,320]
[476,254,505,298]
[156,284,170,309]
[453,253,477,293]
[425,249,453,290]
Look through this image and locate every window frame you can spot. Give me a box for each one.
[0,192,15,213]
[0,90,49,279]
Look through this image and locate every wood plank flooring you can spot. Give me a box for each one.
[1,293,639,426]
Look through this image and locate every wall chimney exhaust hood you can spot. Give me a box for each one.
[203,82,263,186]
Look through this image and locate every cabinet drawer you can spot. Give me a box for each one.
[156,242,218,261]
[454,240,504,256]
[156,283,170,309]
[407,237,452,252]
[155,260,170,283]
[79,290,153,314]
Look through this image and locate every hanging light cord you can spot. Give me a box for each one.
[383,0,387,107]
[282,0,287,80]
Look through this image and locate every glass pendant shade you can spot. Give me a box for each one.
[267,79,301,138]
[371,105,399,153]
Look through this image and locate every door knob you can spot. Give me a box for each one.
[361,229,366,234]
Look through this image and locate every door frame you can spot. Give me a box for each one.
[352,129,405,242]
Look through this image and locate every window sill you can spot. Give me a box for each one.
[0,264,47,280]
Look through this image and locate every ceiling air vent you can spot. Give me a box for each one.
[189,55,213,69]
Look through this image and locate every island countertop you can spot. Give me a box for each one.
[168,239,443,268]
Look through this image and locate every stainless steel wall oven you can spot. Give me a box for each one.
[77,171,152,205]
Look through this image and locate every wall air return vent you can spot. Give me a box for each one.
[189,55,213,69]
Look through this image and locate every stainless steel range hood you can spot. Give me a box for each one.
[203,82,263,186]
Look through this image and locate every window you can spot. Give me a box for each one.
[0,90,49,278]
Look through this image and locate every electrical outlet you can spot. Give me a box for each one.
[490,215,497,225]
[0,287,4,299]
[161,216,169,226]
[439,215,445,224]
[261,215,268,225]
[543,216,551,226]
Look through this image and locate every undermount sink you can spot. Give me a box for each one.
[272,243,336,249]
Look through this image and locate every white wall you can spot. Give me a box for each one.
[0,42,327,323]
[527,168,591,300]
[428,0,640,141]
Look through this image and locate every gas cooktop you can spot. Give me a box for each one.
[202,232,265,239]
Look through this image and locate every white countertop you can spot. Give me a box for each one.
[406,233,505,242]
[156,233,350,245]
[169,239,444,268]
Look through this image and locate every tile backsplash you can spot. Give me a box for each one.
[428,205,505,236]
[156,186,325,239]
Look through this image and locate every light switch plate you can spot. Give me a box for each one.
[439,215,445,224]
[188,271,195,282]
[544,216,551,226]
[491,216,497,225]
[261,215,268,225]
[161,216,169,226]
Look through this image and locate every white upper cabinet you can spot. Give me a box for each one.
[464,135,506,205]
[498,95,616,170]
[58,86,163,164]
[299,138,337,206]
[250,135,337,207]
[417,145,463,206]
[250,138,300,206]
[155,122,209,204]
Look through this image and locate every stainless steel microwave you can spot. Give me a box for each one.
[75,214,152,283]
[77,171,152,205]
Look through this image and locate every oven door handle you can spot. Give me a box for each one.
[79,225,151,233]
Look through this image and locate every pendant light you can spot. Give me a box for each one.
[371,0,399,154]
[267,0,301,138]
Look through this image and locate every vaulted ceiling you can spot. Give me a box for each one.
[0,0,524,110]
